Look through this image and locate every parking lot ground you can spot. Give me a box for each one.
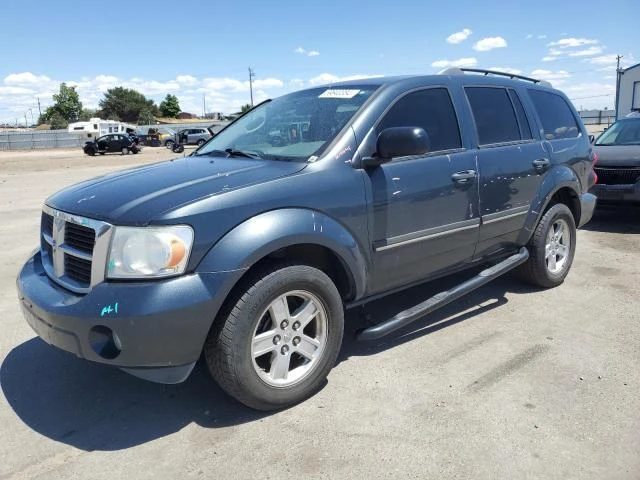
[0,148,638,479]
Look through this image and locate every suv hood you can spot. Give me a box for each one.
[593,145,640,167]
[46,156,307,224]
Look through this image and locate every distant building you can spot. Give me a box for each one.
[615,62,640,119]
[177,112,197,119]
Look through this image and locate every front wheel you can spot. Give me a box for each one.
[515,203,576,288]
[205,264,344,411]
[197,138,206,147]
[165,140,174,149]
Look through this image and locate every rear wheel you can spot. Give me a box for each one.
[205,264,344,411]
[121,147,129,155]
[515,203,576,288]
[197,138,206,147]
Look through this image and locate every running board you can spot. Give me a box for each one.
[357,247,529,341]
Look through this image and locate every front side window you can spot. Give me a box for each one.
[377,88,462,152]
[196,86,379,162]
[465,87,520,145]
[528,89,580,140]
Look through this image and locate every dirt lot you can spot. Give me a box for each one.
[0,147,638,479]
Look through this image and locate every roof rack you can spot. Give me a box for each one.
[440,67,552,87]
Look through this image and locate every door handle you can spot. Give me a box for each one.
[532,158,550,171]
[451,170,477,184]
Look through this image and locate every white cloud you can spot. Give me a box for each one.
[488,67,522,75]
[0,86,35,95]
[431,57,478,68]
[537,35,547,39]
[531,69,571,82]
[525,34,533,39]
[176,75,198,86]
[202,77,246,92]
[603,75,615,79]
[4,72,51,85]
[294,47,320,57]
[568,46,603,57]
[473,36,507,51]
[588,54,618,65]
[251,78,284,89]
[548,37,598,48]
[542,56,557,62]
[447,28,472,44]
[308,73,383,86]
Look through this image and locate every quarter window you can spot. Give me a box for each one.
[377,88,461,153]
[528,90,580,140]
[509,90,533,139]
[465,87,520,145]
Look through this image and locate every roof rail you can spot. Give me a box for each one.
[440,67,552,87]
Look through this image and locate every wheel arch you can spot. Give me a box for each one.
[197,208,369,302]
[518,165,582,245]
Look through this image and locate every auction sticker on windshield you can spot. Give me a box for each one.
[318,89,361,99]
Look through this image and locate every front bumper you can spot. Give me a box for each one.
[589,183,640,204]
[17,251,240,383]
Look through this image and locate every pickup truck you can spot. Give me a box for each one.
[17,68,597,410]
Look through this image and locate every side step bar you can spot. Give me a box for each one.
[357,247,529,341]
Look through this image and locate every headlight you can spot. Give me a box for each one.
[107,226,194,279]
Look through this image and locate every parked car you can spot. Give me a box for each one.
[590,115,640,203]
[18,69,597,411]
[166,128,213,148]
[83,133,141,156]
[136,127,176,147]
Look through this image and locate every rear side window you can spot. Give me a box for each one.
[465,87,520,145]
[509,90,532,139]
[528,90,580,140]
[377,88,462,152]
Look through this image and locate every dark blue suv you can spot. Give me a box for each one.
[17,69,597,410]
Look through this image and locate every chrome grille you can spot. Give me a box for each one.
[40,205,113,294]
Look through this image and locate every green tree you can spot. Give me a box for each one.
[240,104,252,114]
[159,94,181,118]
[98,87,158,123]
[79,108,98,121]
[49,113,68,130]
[43,83,83,124]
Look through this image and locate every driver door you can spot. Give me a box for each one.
[364,87,480,293]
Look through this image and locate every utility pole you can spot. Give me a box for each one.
[202,93,206,118]
[24,113,28,127]
[37,97,42,118]
[614,55,623,120]
[248,67,256,107]
[29,108,34,126]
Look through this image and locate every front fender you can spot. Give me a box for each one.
[196,208,368,299]
[517,165,581,244]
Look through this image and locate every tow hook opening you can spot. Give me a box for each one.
[89,325,122,359]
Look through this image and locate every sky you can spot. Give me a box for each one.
[0,0,638,125]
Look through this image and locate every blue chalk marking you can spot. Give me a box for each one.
[100,302,119,317]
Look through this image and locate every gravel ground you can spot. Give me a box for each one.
[0,147,638,480]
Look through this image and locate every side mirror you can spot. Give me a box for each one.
[588,134,595,144]
[362,127,430,169]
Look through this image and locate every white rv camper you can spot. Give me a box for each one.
[67,118,136,139]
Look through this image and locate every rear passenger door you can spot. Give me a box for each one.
[366,87,480,293]
[465,86,549,257]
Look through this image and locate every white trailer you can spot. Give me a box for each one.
[67,118,136,139]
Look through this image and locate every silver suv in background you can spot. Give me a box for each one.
[176,128,213,147]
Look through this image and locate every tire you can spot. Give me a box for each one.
[131,146,139,154]
[515,203,577,288]
[197,139,205,147]
[205,264,344,411]
[121,147,129,155]
[86,149,95,157]
[99,151,105,155]
[165,140,174,149]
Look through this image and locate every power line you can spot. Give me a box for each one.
[569,93,614,100]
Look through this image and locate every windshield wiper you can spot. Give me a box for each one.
[224,148,261,159]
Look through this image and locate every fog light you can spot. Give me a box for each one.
[89,325,122,359]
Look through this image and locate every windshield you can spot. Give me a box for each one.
[196,85,379,161]
[595,119,640,146]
